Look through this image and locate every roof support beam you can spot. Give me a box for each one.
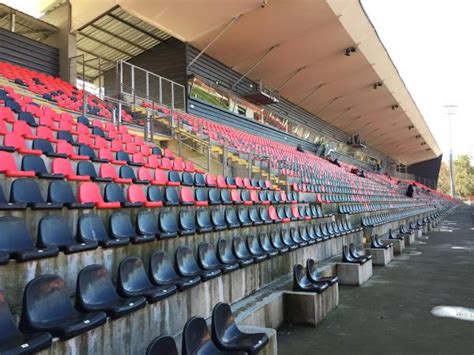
[188,14,242,70]
[89,24,148,51]
[107,13,165,43]
[231,44,279,89]
[277,66,306,91]
[315,96,341,116]
[76,47,116,64]
[78,32,135,57]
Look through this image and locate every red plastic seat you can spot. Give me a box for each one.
[147,155,161,169]
[0,119,8,135]
[206,174,217,187]
[137,167,158,184]
[100,163,132,184]
[216,175,227,188]
[110,140,123,152]
[56,140,89,160]
[163,148,174,159]
[98,148,126,165]
[0,151,35,177]
[280,191,288,203]
[172,159,185,171]
[78,182,120,209]
[75,123,90,136]
[36,126,58,142]
[127,184,162,207]
[94,136,108,150]
[230,189,242,204]
[250,190,260,204]
[12,121,36,139]
[132,153,146,166]
[243,177,254,190]
[140,144,151,156]
[0,107,15,122]
[160,157,172,170]
[235,176,244,189]
[179,187,195,205]
[51,158,90,181]
[268,206,280,222]
[4,133,42,155]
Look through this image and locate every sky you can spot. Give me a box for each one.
[362,0,474,161]
[3,0,473,161]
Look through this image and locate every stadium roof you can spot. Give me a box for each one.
[70,0,441,165]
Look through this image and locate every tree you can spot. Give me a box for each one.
[437,155,474,198]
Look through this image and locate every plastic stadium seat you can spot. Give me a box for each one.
[104,183,142,207]
[168,170,181,185]
[158,210,178,239]
[208,188,222,205]
[231,189,243,205]
[225,207,241,229]
[179,187,195,206]
[19,274,107,340]
[211,208,227,231]
[225,176,237,189]
[38,215,98,253]
[127,185,159,207]
[258,233,279,257]
[0,290,53,354]
[77,161,111,182]
[120,165,148,184]
[33,138,66,158]
[78,213,129,248]
[234,176,244,189]
[290,228,308,247]
[246,235,269,261]
[238,207,252,227]
[342,244,369,264]
[0,107,15,123]
[164,186,179,206]
[196,208,213,233]
[248,207,263,225]
[178,209,197,236]
[13,120,36,138]
[78,144,106,163]
[194,188,209,206]
[0,184,27,210]
[220,189,232,205]
[99,148,125,165]
[233,236,258,264]
[153,168,171,186]
[268,206,281,223]
[199,242,238,274]
[160,157,172,170]
[181,172,194,186]
[241,190,252,206]
[134,210,158,238]
[182,317,234,355]
[149,251,201,291]
[110,211,155,243]
[269,231,289,254]
[99,163,132,184]
[215,239,244,269]
[46,180,89,209]
[0,216,59,262]
[147,185,165,206]
[10,178,62,209]
[250,190,260,204]
[281,229,298,250]
[146,335,178,355]
[57,140,89,160]
[76,264,146,319]
[258,190,270,205]
[194,173,206,187]
[175,246,221,281]
[293,264,328,293]
[0,151,36,177]
[78,182,120,208]
[306,259,338,286]
[22,155,64,179]
[117,256,177,303]
[258,206,272,225]
[212,302,269,354]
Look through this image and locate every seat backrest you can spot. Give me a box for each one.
[181,172,194,185]
[57,130,74,144]
[78,144,97,160]
[164,187,179,204]
[32,138,54,155]
[10,178,45,204]
[21,154,48,174]
[0,215,35,252]
[21,274,77,327]
[116,151,131,163]
[149,250,179,284]
[120,165,137,180]
[146,335,178,355]
[100,164,118,179]
[168,170,180,184]
[78,182,104,204]
[104,183,126,203]
[183,317,217,355]
[0,289,23,341]
[48,180,77,204]
[211,208,225,227]
[216,239,236,264]
[180,187,194,203]
[137,210,159,235]
[159,210,178,233]
[77,161,98,178]
[220,189,231,203]
[110,211,135,239]
[196,208,212,228]
[208,188,221,204]
[194,173,205,186]
[179,209,196,231]
[77,264,120,304]
[195,188,207,202]
[211,302,241,348]
[38,215,76,248]
[197,242,220,269]
[118,256,153,292]
[175,246,199,275]
[147,186,164,203]
[78,214,109,242]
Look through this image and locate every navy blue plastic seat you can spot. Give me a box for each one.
[32,138,67,158]
[0,184,27,210]
[246,235,269,261]
[104,183,142,207]
[48,180,94,209]
[57,130,75,144]
[38,215,98,254]
[281,229,298,250]
[147,185,164,204]
[248,207,263,225]
[211,207,227,231]
[19,274,107,340]
[120,165,148,184]
[168,170,180,185]
[10,178,62,209]
[176,246,221,281]
[258,233,279,257]
[306,258,338,286]
[164,186,179,206]
[116,151,132,165]
[92,126,106,138]
[146,335,178,355]
[259,206,272,224]
[290,227,308,247]
[78,144,107,163]
[0,290,52,354]
[198,242,238,274]
[238,207,252,227]
[232,236,257,264]
[118,256,177,303]
[194,173,206,187]
[195,188,208,206]
[18,111,38,126]
[212,302,268,354]
[157,210,178,239]
[220,189,232,205]
[77,115,91,127]
[225,207,241,228]
[0,216,59,262]
[181,172,194,186]
[293,264,329,294]
[77,161,111,182]
[178,209,197,236]
[78,213,129,248]
[110,211,155,243]
[149,251,201,291]
[217,238,249,268]
[208,188,221,205]
[136,210,159,238]
[22,155,64,179]
[196,208,213,233]
[76,264,146,319]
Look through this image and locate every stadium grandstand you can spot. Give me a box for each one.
[0,1,471,354]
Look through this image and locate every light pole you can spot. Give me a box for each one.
[443,105,457,197]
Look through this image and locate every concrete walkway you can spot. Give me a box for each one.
[277,206,474,355]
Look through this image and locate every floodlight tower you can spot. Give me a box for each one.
[443,105,457,197]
